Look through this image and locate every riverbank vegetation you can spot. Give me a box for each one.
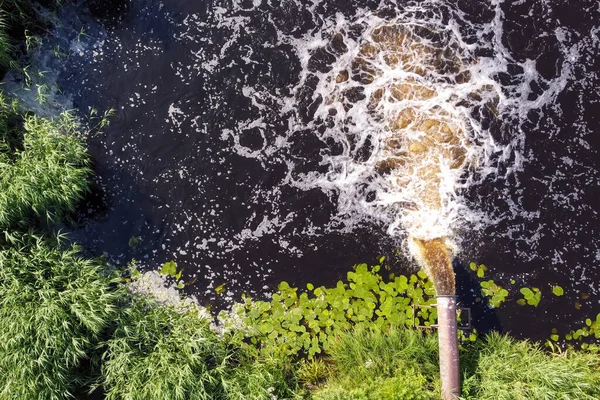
[1,1,600,399]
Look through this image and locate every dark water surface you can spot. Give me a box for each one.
[48,0,599,341]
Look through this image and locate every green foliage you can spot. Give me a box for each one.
[297,359,332,388]
[0,12,15,72]
[479,280,508,308]
[552,285,564,296]
[312,326,439,400]
[565,313,600,341]
[469,262,487,278]
[101,295,300,400]
[0,108,90,229]
[223,263,437,359]
[0,233,123,400]
[461,333,600,400]
[518,286,541,307]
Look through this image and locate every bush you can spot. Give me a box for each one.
[461,332,600,400]
[101,295,301,400]
[0,108,90,229]
[0,233,123,400]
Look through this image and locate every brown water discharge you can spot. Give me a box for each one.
[329,23,468,292]
[411,237,456,295]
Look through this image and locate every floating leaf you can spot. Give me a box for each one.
[469,262,477,272]
[520,287,534,300]
[160,260,177,277]
[215,283,226,295]
[552,285,564,296]
[550,334,559,341]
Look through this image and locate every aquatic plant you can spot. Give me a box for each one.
[518,286,542,307]
[221,263,438,359]
[478,280,509,309]
[0,233,123,400]
[0,107,90,230]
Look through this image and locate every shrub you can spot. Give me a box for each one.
[0,109,90,229]
[101,295,301,400]
[0,233,123,400]
[461,332,600,400]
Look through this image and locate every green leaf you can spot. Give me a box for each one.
[520,287,534,300]
[469,262,477,272]
[550,334,559,341]
[306,283,314,291]
[215,283,226,295]
[160,260,177,277]
[552,286,564,296]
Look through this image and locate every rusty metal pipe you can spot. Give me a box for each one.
[437,295,460,400]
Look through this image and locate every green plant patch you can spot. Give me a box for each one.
[479,280,509,308]
[0,233,124,400]
[312,325,440,400]
[461,333,600,400]
[564,313,600,341]
[518,286,541,307]
[101,295,300,400]
[221,263,438,359]
[0,108,90,230]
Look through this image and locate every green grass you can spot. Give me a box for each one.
[101,295,301,400]
[306,325,600,400]
[0,105,90,230]
[0,12,15,72]
[0,233,124,400]
[461,332,600,400]
[312,326,440,400]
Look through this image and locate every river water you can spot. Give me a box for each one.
[26,0,599,340]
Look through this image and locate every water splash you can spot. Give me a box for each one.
[285,3,573,282]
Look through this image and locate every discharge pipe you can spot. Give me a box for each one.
[436,295,460,400]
